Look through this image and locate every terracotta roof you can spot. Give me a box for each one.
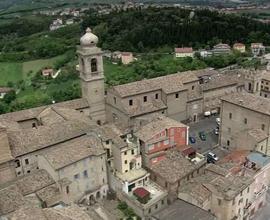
[213,43,231,49]
[8,119,93,157]
[0,169,57,216]
[135,115,187,142]
[221,92,270,116]
[251,43,264,48]
[111,69,201,97]
[150,148,196,183]
[133,187,150,198]
[41,134,105,170]
[0,98,89,123]
[0,87,13,93]
[202,74,238,91]
[175,47,193,53]
[233,43,245,48]
[181,147,196,156]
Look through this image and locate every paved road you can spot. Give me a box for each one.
[253,190,270,220]
[188,116,219,154]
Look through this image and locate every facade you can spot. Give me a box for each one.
[174,47,194,58]
[135,115,189,167]
[212,43,231,55]
[121,52,134,65]
[251,43,265,57]
[261,71,270,98]
[38,134,108,204]
[233,43,246,53]
[219,92,270,154]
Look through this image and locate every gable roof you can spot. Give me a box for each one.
[135,115,187,142]
[111,70,201,98]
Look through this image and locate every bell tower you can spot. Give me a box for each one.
[77,28,106,124]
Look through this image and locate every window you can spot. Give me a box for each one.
[155,204,158,209]
[244,118,247,124]
[131,149,134,155]
[248,83,252,91]
[175,93,179,98]
[27,170,30,173]
[247,187,250,193]
[32,123,36,128]
[229,113,232,119]
[261,145,264,151]
[81,58,85,71]
[66,186,69,194]
[74,174,80,180]
[143,96,147,102]
[114,97,116,104]
[148,208,151,214]
[155,93,159,99]
[165,182,168,188]
[15,160,20,168]
[192,85,195,90]
[106,140,110,145]
[265,94,268,98]
[124,151,127,155]
[125,160,127,164]
[91,58,97,72]
[161,200,164,205]
[262,124,265,131]
[227,140,230,146]
[129,99,133,106]
[25,159,29,165]
[125,170,128,173]
[83,170,88,178]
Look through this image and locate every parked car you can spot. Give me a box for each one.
[214,127,219,135]
[204,111,211,117]
[216,117,221,126]
[207,152,219,163]
[189,136,196,144]
[199,131,206,141]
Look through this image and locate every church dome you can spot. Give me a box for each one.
[80,27,98,47]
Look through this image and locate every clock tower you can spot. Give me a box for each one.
[77,28,106,124]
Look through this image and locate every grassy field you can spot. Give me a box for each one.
[0,54,66,86]
[22,54,66,78]
[0,62,22,86]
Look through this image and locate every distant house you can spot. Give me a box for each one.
[49,18,65,31]
[112,51,122,60]
[66,19,74,25]
[212,43,231,55]
[42,68,54,77]
[199,50,213,58]
[251,43,265,57]
[175,47,194,58]
[121,52,134,65]
[0,87,13,99]
[233,43,246,53]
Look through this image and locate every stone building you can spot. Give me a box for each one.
[212,43,231,55]
[106,69,204,129]
[261,71,270,98]
[219,92,270,154]
[178,163,254,220]
[135,115,189,167]
[174,47,194,58]
[233,43,246,53]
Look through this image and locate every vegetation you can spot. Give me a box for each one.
[117,201,139,220]
[0,7,269,113]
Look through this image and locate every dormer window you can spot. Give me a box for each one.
[91,58,97,72]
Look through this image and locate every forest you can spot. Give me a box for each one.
[83,8,270,52]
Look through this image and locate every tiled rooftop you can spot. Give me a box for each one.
[221,92,270,116]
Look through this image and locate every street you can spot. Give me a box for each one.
[188,116,219,154]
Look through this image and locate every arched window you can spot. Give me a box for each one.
[91,58,97,72]
[248,83,252,91]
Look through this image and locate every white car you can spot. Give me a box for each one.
[207,152,219,162]
[216,117,221,125]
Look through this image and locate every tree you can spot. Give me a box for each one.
[3,90,16,104]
